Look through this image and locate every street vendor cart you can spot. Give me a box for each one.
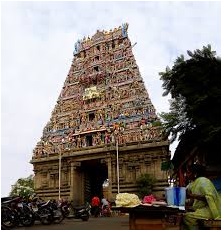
[112,204,185,230]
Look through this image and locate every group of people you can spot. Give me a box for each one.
[90,195,111,217]
[181,163,221,229]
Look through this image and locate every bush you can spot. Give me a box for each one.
[136,174,156,199]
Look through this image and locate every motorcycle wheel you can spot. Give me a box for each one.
[53,209,64,224]
[62,206,71,218]
[106,210,112,217]
[81,214,89,221]
[64,205,75,218]
[20,205,35,227]
[1,206,16,229]
[39,208,54,225]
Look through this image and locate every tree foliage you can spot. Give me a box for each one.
[159,45,221,167]
[136,174,156,199]
[9,175,35,198]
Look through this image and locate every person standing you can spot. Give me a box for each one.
[91,196,100,217]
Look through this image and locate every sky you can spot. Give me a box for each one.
[1,1,221,197]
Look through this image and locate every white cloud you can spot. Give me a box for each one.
[1,1,221,196]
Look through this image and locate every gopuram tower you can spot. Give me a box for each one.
[31,24,170,204]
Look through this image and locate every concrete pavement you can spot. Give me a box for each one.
[15,215,129,230]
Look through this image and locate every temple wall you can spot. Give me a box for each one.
[32,141,169,202]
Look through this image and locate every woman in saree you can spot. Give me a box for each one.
[182,163,221,229]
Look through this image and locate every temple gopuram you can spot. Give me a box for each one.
[30,23,170,204]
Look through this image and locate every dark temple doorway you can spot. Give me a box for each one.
[81,159,108,202]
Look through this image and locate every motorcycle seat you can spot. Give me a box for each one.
[39,200,50,208]
[1,196,21,205]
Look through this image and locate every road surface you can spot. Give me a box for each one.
[15,215,129,230]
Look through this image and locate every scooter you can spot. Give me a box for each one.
[100,204,112,217]
[61,201,91,221]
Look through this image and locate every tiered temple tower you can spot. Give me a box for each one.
[30,23,170,204]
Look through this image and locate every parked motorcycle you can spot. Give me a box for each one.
[1,196,34,229]
[28,198,54,225]
[1,205,17,229]
[48,199,64,224]
[61,201,91,221]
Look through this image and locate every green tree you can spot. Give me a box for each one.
[159,45,221,167]
[9,175,35,198]
[136,174,156,199]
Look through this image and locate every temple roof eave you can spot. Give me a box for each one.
[30,140,169,164]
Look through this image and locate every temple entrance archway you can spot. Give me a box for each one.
[81,159,108,202]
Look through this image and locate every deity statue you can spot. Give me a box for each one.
[121,23,129,38]
[73,39,81,55]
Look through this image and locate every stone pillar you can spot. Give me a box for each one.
[70,162,82,205]
[70,163,75,201]
[103,157,113,201]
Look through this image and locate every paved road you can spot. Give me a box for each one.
[15,215,129,230]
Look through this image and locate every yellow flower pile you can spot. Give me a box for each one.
[115,193,141,207]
